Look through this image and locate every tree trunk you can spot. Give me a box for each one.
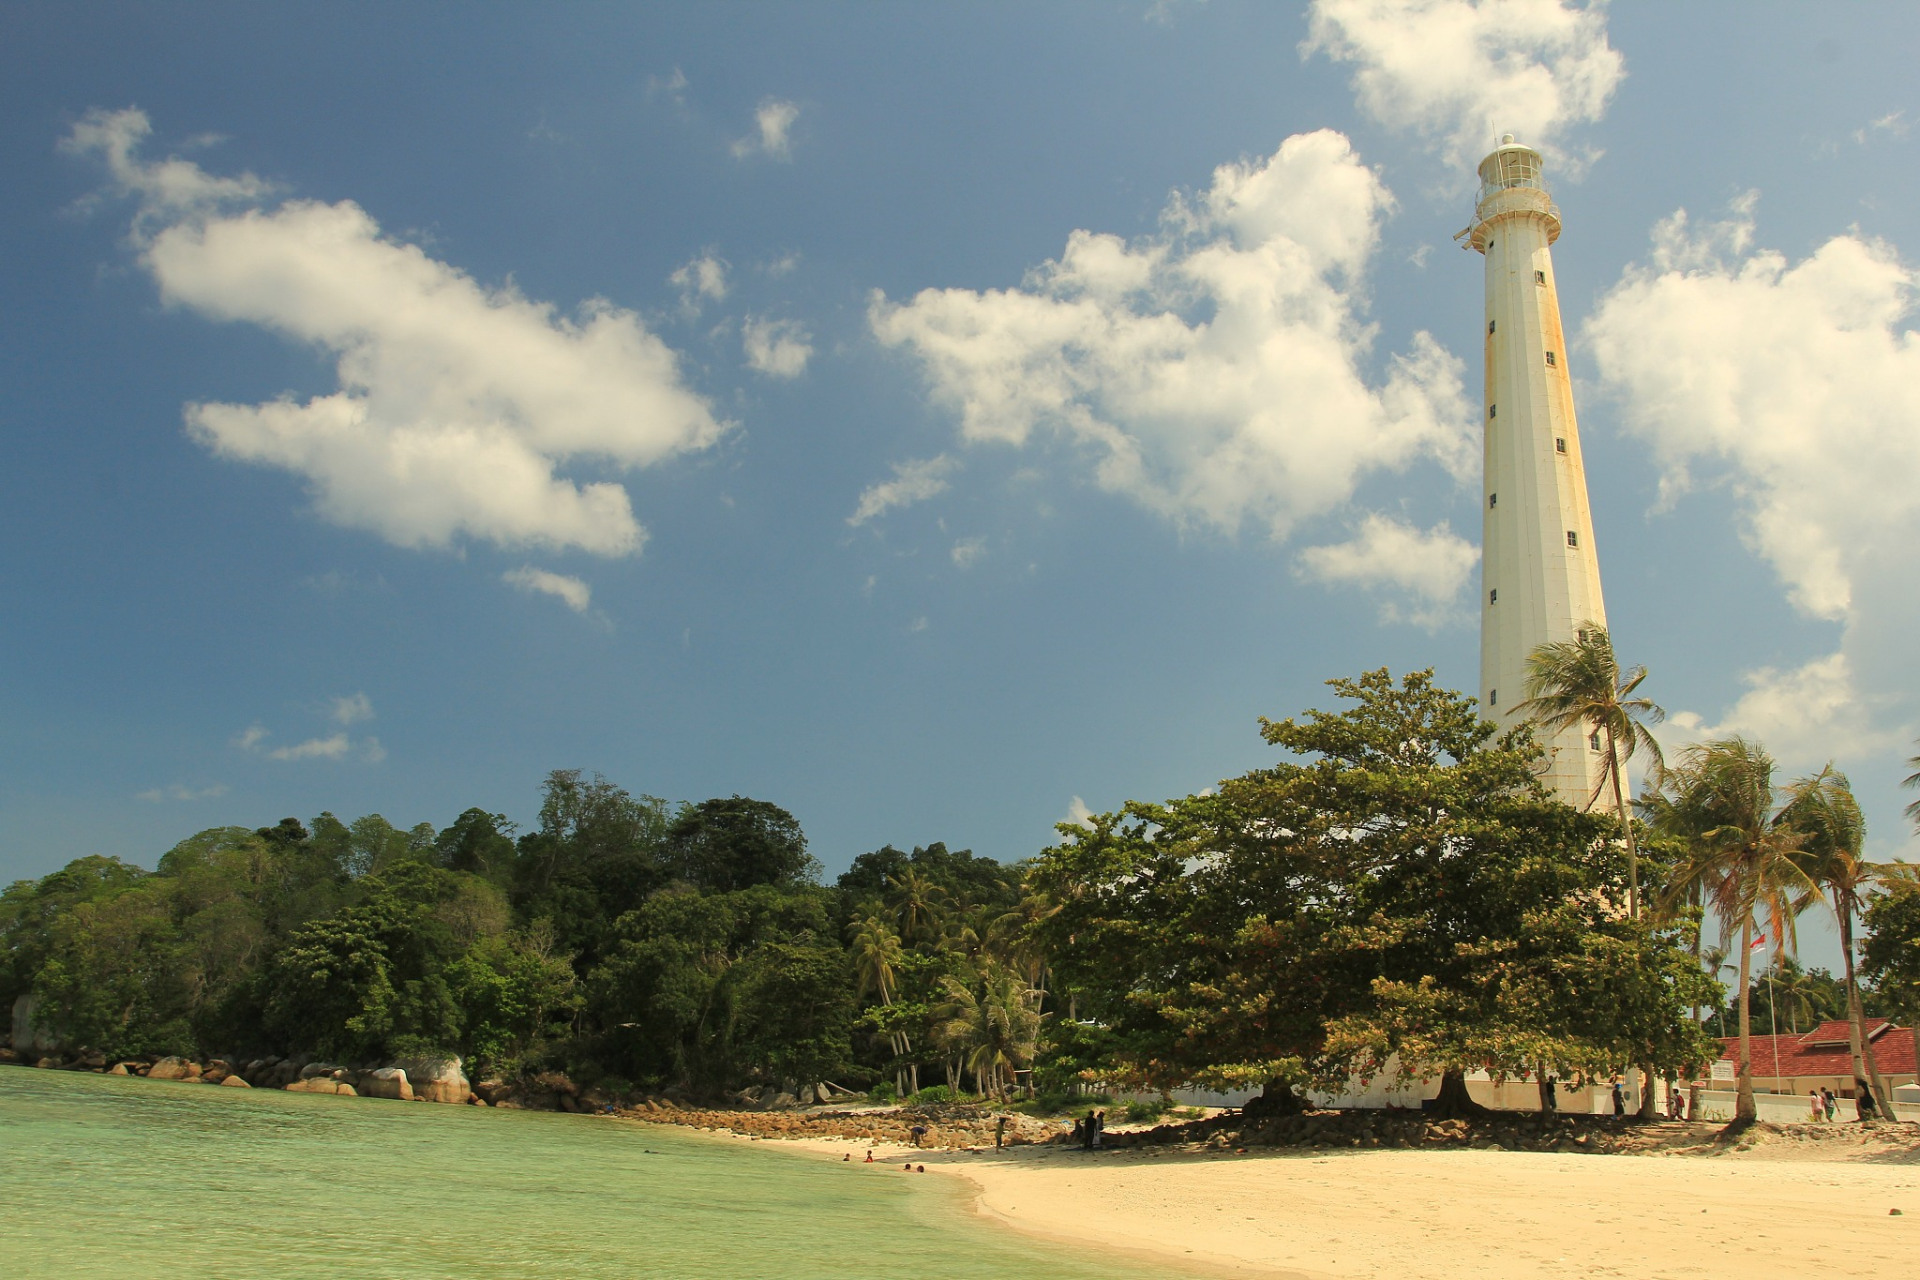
[1605,730,1637,919]
[1428,1069,1493,1120]
[1735,918,1756,1122]
[1836,892,1893,1117]
[1637,1062,1659,1119]
[1535,1064,1555,1114]
[1242,1078,1306,1118]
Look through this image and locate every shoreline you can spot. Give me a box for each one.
[647,1116,1920,1280]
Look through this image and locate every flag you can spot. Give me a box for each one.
[1749,933,1768,952]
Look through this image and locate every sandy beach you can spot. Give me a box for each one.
[761,1129,1920,1280]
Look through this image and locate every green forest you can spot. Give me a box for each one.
[6,664,1918,1114]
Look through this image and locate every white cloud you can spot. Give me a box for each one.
[872,130,1473,541]
[908,615,930,634]
[1295,513,1478,627]
[670,251,729,312]
[763,252,801,278]
[234,725,268,752]
[1060,795,1096,828]
[1302,0,1624,170]
[1585,196,1920,622]
[951,536,987,569]
[732,99,799,161]
[136,783,229,803]
[503,565,593,613]
[66,107,727,559]
[1589,197,1920,779]
[742,316,813,377]
[330,692,373,725]
[1662,653,1906,775]
[361,737,388,764]
[267,733,351,762]
[848,455,959,526]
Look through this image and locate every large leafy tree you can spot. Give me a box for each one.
[1861,885,1920,1094]
[1516,624,1665,919]
[663,796,817,893]
[1033,669,1713,1116]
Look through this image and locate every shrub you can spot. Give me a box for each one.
[909,1084,960,1105]
[1124,1097,1169,1124]
[868,1080,898,1104]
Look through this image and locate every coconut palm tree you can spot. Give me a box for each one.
[885,869,948,947]
[1781,766,1894,1113]
[1903,740,1920,831]
[930,962,1043,1098]
[846,912,915,1095]
[1761,955,1818,1036]
[1655,736,1819,1123]
[1517,624,1665,918]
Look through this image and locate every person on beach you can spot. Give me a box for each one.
[910,1123,928,1147]
[1822,1088,1837,1122]
[1810,1091,1824,1121]
[1856,1079,1879,1121]
[1072,1116,1086,1147]
[1668,1081,1682,1119]
[995,1115,1007,1150]
[1093,1110,1106,1148]
[1610,1080,1625,1116]
[1544,1076,1557,1112]
[864,1151,874,1163]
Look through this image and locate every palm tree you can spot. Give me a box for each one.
[1517,624,1665,919]
[1699,944,1732,1037]
[846,913,916,1095]
[1903,740,1920,830]
[930,962,1043,1098]
[885,869,948,948]
[1655,736,1819,1123]
[1781,766,1893,1112]
[1762,955,1818,1036]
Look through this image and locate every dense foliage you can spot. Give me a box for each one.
[6,669,1905,1111]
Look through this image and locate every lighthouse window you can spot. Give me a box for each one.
[1590,732,1602,751]
[1488,493,1497,508]
[1489,689,1498,707]
[1545,350,1556,367]
[1488,404,1496,419]
[1535,270,1546,284]
[1555,437,1567,453]
[1488,320,1495,335]
[1489,589,1498,604]
[1566,530,1579,547]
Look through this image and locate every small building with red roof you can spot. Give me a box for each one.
[1714,1019,1916,1099]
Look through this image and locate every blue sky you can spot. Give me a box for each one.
[5,2,1919,959]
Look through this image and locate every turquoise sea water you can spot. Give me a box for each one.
[0,1067,1178,1278]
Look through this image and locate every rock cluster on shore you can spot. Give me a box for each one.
[618,1097,1070,1148]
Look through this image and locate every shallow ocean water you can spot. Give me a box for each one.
[0,1067,1178,1278]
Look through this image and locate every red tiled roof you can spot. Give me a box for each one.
[1795,1019,1890,1048]
[1717,1023,1915,1078]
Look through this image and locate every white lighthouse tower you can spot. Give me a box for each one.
[1469,135,1610,811]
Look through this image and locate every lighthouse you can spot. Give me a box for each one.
[1468,135,1611,811]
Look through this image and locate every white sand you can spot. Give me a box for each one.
[768,1132,1920,1279]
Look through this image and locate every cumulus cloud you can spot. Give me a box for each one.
[848,455,959,526]
[65,107,727,558]
[1060,795,1096,829]
[1302,0,1624,169]
[1661,653,1906,775]
[503,565,593,613]
[742,316,813,377]
[670,251,729,312]
[1589,196,1920,775]
[330,692,373,725]
[732,99,799,161]
[1295,513,1478,627]
[872,130,1473,541]
[136,783,229,803]
[1585,196,1920,623]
